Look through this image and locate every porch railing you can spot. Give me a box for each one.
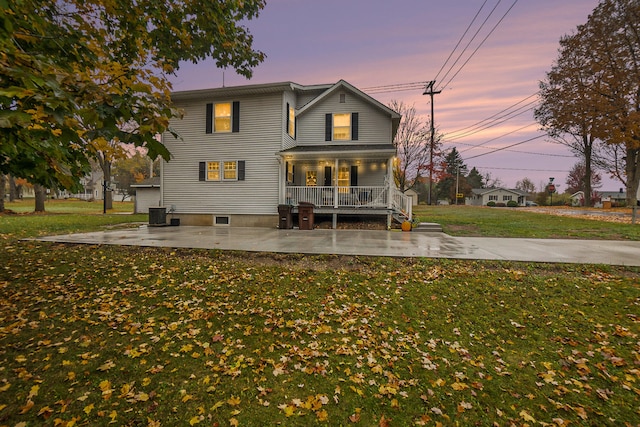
[285,186,412,220]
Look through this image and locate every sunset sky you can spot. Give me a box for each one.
[169,0,618,192]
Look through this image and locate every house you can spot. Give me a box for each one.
[131,177,161,214]
[595,189,627,207]
[160,80,411,228]
[468,188,528,206]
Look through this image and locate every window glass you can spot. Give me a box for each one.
[223,161,237,180]
[306,171,317,186]
[333,113,351,140]
[288,106,295,137]
[214,103,231,132]
[338,167,349,192]
[207,162,220,181]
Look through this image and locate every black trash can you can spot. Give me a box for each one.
[298,202,315,230]
[149,207,167,226]
[278,204,293,229]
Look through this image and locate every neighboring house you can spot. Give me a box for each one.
[468,188,528,206]
[161,80,411,228]
[569,191,585,207]
[131,177,161,214]
[595,189,627,206]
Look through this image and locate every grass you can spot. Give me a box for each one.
[0,204,639,426]
[413,205,640,240]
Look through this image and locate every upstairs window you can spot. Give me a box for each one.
[287,104,295,138]
[325,113,359,141]
[333,113,351,140]
[215,103,231,132]
[206,101,240,134]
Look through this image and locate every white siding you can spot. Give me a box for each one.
[297,90,393,146]
[162,92,284,215]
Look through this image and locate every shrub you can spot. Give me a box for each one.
[496,202,506,207]
[487,201,496,207]
[507,200,519,207]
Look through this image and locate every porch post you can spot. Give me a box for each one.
[278,157,284,205]
[387,157,393,209]
[334,158,339,208]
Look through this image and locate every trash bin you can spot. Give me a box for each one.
[298,202,315,230]
[149,207,167,226]
[278,204,293,229]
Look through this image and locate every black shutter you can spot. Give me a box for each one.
[199,162,206,181]
[292,165,295,185]
[232,101,240,133]
[294,117,297,139]
[325,114,332,141]
[351,112,359,140]
[238,160,245,181]
[350,165,358,186]
[324,166,332,186]
[286,103,290,134]
[205,104,213,134]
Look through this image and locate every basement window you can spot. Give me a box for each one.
[215,216,230,226]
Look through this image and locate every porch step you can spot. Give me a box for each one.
[413,222,443,233]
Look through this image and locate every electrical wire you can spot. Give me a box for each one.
[439,0,520,91]
[433,0,490,83]
[437,0,504,89]
[462,134,545,160]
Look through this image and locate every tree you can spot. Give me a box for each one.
[112,151,158,201]
[0,0,265,212]
[536,0,640,206]
[535,30,601,207]
[466,167,484,189]
[389,100,432,192]
[566,162,602,196]
[515,177,536,194]
[436,148,468,204]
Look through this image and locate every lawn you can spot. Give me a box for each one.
[413,205,640,240]
[0,206,639,426]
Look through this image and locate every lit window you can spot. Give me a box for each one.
[215,103,231,132]
[338,166,349,192]
[207,162,220,181]
[223,161,237,180]
[306,171,317,186]
[333,113,351,140]
[288,106,295,137]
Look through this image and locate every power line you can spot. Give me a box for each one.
[456,122,538,152]
[433,0,490,83]
[463,134,545,160]
[440,0,520,91]
[444,103,536,141]
[473,166,571,172]
[444,92,539,137]
[437,0,504,89]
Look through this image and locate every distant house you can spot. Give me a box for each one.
[160,80,412,228]
[468,188,528,206]
[595,189,627,206]
[569,191,585,207]
[132,177,161,214]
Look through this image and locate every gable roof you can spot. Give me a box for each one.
[131,177,161,188]
[296,80,401,137]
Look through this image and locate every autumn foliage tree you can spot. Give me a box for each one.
[0,0,265,211]
[536,0,640,206]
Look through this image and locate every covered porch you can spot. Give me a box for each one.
[278,145,412,228]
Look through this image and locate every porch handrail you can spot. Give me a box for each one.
[285,186,388,208]
[390,187,412,221]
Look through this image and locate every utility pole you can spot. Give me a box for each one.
[423,81,442,205]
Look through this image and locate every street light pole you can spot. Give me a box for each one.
[424,81,442,205]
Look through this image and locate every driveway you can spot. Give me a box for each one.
[35,225,640,266]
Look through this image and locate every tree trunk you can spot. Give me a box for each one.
[34,184,46,212]
[582,135,593,207]
[8,175,16,202]
[98,155,113,210]
[626,146,640,207]
[0,174,5,213]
